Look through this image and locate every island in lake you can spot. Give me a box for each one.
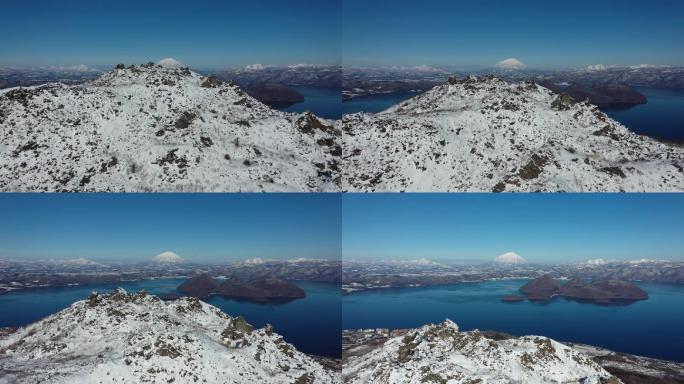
[511,275,648,305]
[177,273,306,303]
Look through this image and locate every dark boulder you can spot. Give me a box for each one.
[551,93,576,111]
[201,76,223,88]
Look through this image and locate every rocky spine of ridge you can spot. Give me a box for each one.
[342,75,684,192]
[0,62,341,192]
[177,273,306,303]
[0,288,339,384]
[342,319,620,384]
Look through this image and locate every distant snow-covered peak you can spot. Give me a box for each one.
[411,257,437,265]
[244,63,266,71]
[494,57,527,70]
[586,64,606,72]
[243,257,266,265]
[494,251,527,264]
[156,57,185,68]
[152,251,185,264]
[586,258,608,265]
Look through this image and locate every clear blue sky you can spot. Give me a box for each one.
[342,194,684,263]
[343,0,684,68]
[0,0,340,68]
[0,194,341,263]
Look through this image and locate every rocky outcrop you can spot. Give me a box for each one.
[343,320,619,384]
[0,63,341,192]
[0,289,339,383]
[342,75,684,192]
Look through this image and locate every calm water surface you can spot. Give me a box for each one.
[280,86,341,119]
[342,279,684,362]
[0,279,341,358]
[602,87,684,142]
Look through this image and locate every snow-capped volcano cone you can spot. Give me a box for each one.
[0,289,340,383]
[342,75,684,192]
[156,57,185,68]
[0,62,341,192]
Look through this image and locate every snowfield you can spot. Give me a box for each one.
[342,75,684,192]
[0,63,341,192]
[343,320,621,384]
[0,289,340,384]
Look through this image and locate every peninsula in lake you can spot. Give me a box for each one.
[177,273,306,303]
[516,275,648,304]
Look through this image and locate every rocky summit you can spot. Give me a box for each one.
[342,75,684,192]
[343,320,621,384]
[0,289,339,384]
[0,62,341,192]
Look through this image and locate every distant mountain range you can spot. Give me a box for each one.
[0,258,342,295]
[342,64,684,101]
[342,259,684,293]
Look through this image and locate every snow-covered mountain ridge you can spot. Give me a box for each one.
[343,320,621,384]
[0,62,341,191]
[342,75,684,191]
[0,288,340,383]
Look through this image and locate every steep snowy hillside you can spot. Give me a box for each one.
[0,289,339,384]
[342,75,684,192]
[343,320,620,384]
[0,62,341,191]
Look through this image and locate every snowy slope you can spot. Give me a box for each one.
[0,289,340,384]
[0,63,341,191]
[343,320,620,384]
[342,75,684,192]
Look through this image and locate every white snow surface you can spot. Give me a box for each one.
[343,320,620,384]
[494,252,527,264]
[0,64,341,191]
[156,58,185,69]
[494,58,527,70]
[152,251,184,264]
[342,75,684,191]
[0,289,339,384]
[586,64,607,72]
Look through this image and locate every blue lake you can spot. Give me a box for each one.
[602,87,684,142]
[342,92,418,115]
[342,279,684,362]
[342,88,684,142]
[0,279,341,358]
[280,86,341,120]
